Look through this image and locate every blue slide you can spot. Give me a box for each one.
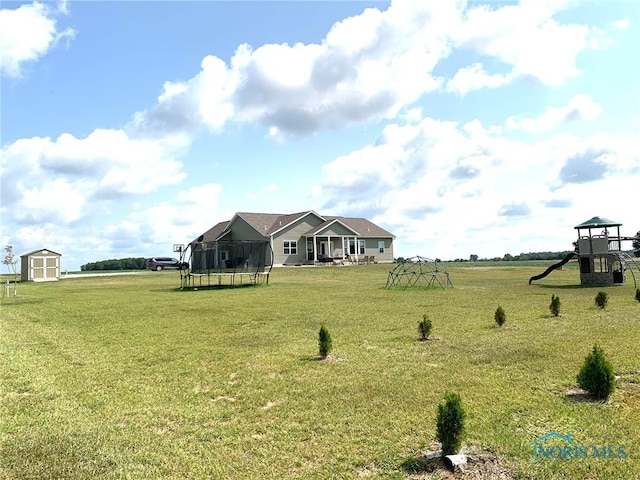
[528,252,577,284]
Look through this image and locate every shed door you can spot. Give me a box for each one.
[46,257,59,279]
[31,257,45,279]
[30,256,59,280]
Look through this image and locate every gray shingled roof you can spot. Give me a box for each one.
[309,216,395,238]
[196,211,395,242]
[191,221,229,244]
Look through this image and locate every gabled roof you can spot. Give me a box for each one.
[194,211,395,242]
[234,211,324,237]
[191,221,229,244]
[574,216,622,229]
[323,216,395,238]
[20,248,62,257]
[305,218,360,236]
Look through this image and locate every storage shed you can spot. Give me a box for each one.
[20,249,62,282]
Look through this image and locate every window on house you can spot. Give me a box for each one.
[283,240,297,255]
[378,241,385,253]
[358,240,365,255]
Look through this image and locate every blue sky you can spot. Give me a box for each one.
[1,0,639,270]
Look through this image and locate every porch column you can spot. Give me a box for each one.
[313,235,318,262]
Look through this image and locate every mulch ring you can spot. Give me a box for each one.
[404,443,518,479]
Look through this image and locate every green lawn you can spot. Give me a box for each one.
[1,264,639,479]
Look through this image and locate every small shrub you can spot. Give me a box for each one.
[436,392,466,455]
[418,314,432,340]
[577,344,616,400]
[635,288,640,303]
[595,291,608,309]
[494,306,506,327]
[549,294,561,317]
[318,325,332,358]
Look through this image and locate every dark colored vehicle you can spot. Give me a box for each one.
[147,257,188,271]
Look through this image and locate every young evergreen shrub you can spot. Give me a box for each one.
[318,325,332,358]
[577,344,616,400]
[418,314,432,340]
[595,291,608,309]
[494,306,506,327]
[550,294,561,317]
[635,288,640,303]
[436,392,466,455]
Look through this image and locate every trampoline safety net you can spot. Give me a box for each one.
[180,240,273,289]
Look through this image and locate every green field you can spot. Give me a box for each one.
[1,263,639,479]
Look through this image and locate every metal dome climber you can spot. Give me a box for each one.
[385,256,453,290]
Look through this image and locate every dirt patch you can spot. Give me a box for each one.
[564,386,593,403]
[404,444,519,479]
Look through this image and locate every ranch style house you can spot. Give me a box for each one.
[193,211,395,266]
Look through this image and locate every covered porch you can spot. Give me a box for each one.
[305,235,375,265]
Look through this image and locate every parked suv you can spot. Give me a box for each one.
[146,257,188,271]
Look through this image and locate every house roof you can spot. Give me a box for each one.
[328,216,395,238]
[195,211,395,242]
[191,221,229,244]
[305,218,359,236]
[20,248,62,258]
[574,216,622,229]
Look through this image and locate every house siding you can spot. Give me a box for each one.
[229,217,270,241]
[273,217,323,265]
[367,238,394,263]
[316,223,354,236]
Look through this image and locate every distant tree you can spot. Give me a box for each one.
[633,231,640,257]
[469,254,478,262]
[503,253,513,261]
[81,257,147,271]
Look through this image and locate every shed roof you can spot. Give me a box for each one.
[574,216,622,229]
[20,248,62,258]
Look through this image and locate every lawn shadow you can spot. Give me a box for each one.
[532,284,593,290]
[301,354,343,363]
[564,386,609,404]
[0,298,45,306]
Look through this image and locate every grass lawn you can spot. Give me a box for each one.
[1,263,639,479]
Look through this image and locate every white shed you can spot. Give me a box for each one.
[20,249,62,282]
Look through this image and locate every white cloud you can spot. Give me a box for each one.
[612,19,630,30]
[315,113,639,261]
[455,1,602,87]
[125,0,608,140]
[505,94,602,132]
[0,129,188,225]
[446,62,514,96]
[129,1,457,140]
[0,1,75,78]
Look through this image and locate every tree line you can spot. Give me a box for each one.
[80,257,147,271]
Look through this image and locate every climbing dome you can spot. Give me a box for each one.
[385,256,453,290]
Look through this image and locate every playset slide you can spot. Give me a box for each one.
[528,252,577,284]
